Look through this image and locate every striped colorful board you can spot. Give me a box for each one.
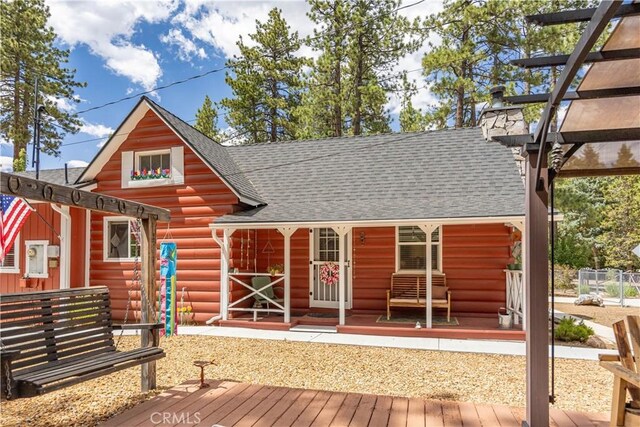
[160,242,178,336]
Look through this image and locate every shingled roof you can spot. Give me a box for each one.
[16,167,86,187]
[215,127,525,224]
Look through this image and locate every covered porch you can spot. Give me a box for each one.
[210,217,526,340]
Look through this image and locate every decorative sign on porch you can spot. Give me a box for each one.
[320,262,339,286]
[160,242,178,336]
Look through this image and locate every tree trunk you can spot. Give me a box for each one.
[469,66,476,127]
[270,78,278,142]
[12,65,22,161]
[334,60,342,137]
[353,34,364,136]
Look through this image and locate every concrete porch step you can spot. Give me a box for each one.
[290,324,338,333]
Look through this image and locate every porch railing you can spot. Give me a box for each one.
[505,270,524,325]
[227,272,285,321]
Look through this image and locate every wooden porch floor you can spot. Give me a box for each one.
[100,380,608,427]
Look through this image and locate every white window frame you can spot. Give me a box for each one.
[24,239,49,278]
[395,225,442,273]
[103,217,138,262]
[0,233,20,274]
[129,149,173,188]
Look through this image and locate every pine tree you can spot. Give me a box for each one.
[613,143,640,168]
[299,0,419,138]
[565,145,604,170]
[221,8,307,144]
[0,0,85,169]
[398,76,424,132]
[194,95,220,142]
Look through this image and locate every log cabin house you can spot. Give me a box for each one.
[1,96,528,340]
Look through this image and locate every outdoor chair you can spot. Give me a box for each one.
[251,276,284,314]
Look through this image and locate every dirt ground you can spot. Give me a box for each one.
[555,302,639,327]
[0,335,613,427]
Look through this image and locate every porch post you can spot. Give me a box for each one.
[332,226,351,326]
[278,227,297,324]
[211,228,234,321]
[419,224,436,328]
[140,215,157,392]
[524,152,549,427]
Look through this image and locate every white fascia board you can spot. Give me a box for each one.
[209,215,527,230]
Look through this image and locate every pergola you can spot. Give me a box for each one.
[496,2,640,426]
[0,172,170,390]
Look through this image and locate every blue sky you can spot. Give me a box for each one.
[1,0,444,172]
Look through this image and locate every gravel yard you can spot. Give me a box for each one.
[1,335,612,426]
[555,302,639,327]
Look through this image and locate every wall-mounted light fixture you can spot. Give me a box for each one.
[360,231,366,245]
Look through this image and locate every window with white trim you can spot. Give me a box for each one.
[138,151,171,174]
[397,226,441,272]
[104,218,139,261]
[0,234,19,273]
[122,146,184,188]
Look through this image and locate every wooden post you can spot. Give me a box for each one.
[278,227,297,324]
[221,229,234,321]
[524,152,549,427]
[419,224,436,328]
[332,226,351,326]
[140,215,157,392]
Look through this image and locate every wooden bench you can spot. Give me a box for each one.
[599,315,640,426]
[0,286,165,399]
[386,273,451,322]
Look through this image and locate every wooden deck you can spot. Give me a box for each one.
[101,380,609,427]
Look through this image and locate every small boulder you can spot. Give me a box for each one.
[586,335,616,349]
[574,294,604,307]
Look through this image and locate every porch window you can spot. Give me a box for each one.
[104,218,139,261]
[397,226,441,272]
[0,234,19,273]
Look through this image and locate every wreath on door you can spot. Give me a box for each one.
[320,262,340,286]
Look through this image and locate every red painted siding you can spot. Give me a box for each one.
[90,110,239,322]
[0,204,61,293]
[253,224,511,316]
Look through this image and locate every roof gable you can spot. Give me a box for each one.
[77,97,264,206]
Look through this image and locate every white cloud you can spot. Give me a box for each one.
[46,94,84,112]
[160,28,207,61]
[80,121,114,138]
[66,159,89,168]
[47,1,178,90]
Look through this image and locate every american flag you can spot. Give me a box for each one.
[1,195,32,262]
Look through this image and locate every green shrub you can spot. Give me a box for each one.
[555,317,594,343]
[554,265,577,291]
[605,283,620,297]
[624,286,639,298]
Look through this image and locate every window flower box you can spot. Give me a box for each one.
[131,168,171,180]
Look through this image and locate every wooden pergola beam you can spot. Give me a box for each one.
[506,86,640,104]
[526,2,640,26]
[532,1,622,190]
[511,48,640,68]
[1,172,170,221]
[494,128,640,146]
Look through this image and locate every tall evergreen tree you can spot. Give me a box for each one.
[194,95,220,142]
[398,75,424,132]
[221,8,307,144]
[0,0,85,170]
[299,0,419,138]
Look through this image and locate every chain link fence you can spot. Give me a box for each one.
[577,268,640,306]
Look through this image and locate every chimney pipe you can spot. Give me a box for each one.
[64,163,68,184]
[490,86,505,108]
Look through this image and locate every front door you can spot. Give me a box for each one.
[309,228,352,308]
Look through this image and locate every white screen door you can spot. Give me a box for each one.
[309,228,351,308]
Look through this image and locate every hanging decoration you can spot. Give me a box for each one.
[262,229,275,266]
[160,242,178,336]
[320,262,340,286]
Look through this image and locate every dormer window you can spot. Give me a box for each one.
[121,146,184,188]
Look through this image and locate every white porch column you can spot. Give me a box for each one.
[211,227,234,321]
[332,226,351,326]
[278,227,297,323]
[419,224,437,328]
[511,220,526,330]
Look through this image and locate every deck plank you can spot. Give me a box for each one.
[330,393,362,427]
[387,397,409,427]
[368,395,393,427]
[292,390,332,427]
[424,400,444,427]
[458,401,482,427]
[441,401,463,427]
[97,381,610,427]
[349,394,377,427]
[233,385,290,427]
[252,388,305,427]
[311,392,347,427]
[492,404,520,427]
[217,385,277,426]
[276,389,319,426]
